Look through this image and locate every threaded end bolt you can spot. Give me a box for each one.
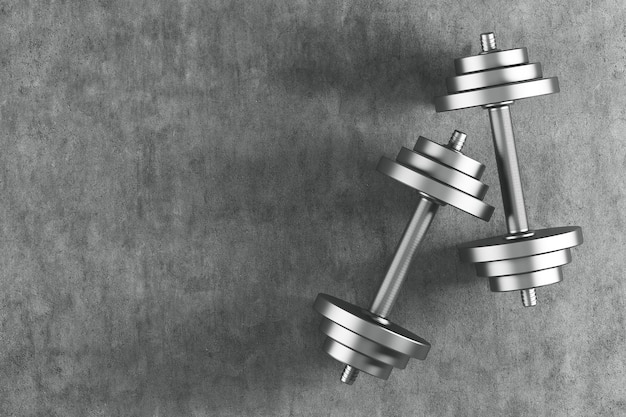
[448,130,467,152]
[521,288,537,307]
[481,32,497,52]
[340,365,359,385]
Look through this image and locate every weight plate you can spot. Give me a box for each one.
[319,319,410,368]
[377,158,494,221]
[396,148,488,199]
[323,338,393,379]
[446,63,543,93]
[474,248,571,277]
[454,48,529,75]
[457,226,583,263]
[313,294,430,359]
[435,77,559,111]
[488,266,563,292]
[413,136,485,179]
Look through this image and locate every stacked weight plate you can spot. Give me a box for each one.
[314,294,429,380]
[435,44,559,111]
[376,136,493,220]
[457,227,583,293]
[314,135,494,380]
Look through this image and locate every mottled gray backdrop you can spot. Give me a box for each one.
[1,0,624,416]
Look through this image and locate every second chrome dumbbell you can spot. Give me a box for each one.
[314,131,494,385]
[435,33,583,307]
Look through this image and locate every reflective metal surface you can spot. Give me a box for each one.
[480,32,498,53]
[323,338,393,379]
[474,249,572,277]
[396,148,488,199]
[454,47,528,74]
[314,131,492,382]
[436,33,559,113]
[488,105,529,234]
[377,158,494,220]
[412,136,485,178]
[320,319,411,368]
[446,63,543,93]
[314,294,431,358]
[457,226,583,263]
[521,288,537,307]
[435,77,559,111]
[489,267,563,292]
[370,198,439,317]
[439,32,584,306]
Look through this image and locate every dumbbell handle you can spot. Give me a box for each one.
[487,104,530,235]
[370,131,467,317]
[342,188,439,384]
[485,96,539,307]
[370,198,439,317]
[487,103,539,307]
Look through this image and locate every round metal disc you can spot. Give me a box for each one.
[396,148,488,199]
[454,48,529,75]
[457,226,583,263]
[313,294,430,359]
[435,77,559,111]
[377,158,494,221]
[319,319,410,369]
[474,248,572,277]
[413,136,485,179]
[323,338,393,379]
[488,266,563,292]
[446,63,543,93]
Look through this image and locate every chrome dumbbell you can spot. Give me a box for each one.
[314,131,494,385]
[435,33,583,307]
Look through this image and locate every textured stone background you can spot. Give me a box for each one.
[1,0,624,416]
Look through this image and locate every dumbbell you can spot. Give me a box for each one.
[435,32,583,307]
[313,131,494,385]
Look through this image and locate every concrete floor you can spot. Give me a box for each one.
[0,0,624,416]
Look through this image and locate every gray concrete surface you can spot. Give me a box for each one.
[0,0,624,416]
